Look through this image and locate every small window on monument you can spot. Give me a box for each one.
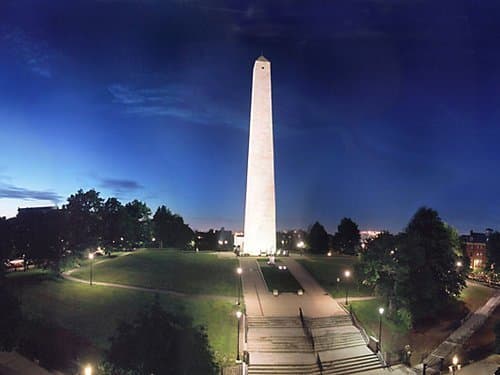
[261,66,264,69]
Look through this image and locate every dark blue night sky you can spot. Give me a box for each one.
[1,0,500,233]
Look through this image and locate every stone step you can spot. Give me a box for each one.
[248,316,302,328]
[248,363,321,375]
[314,332,364,343]
[306,315,352,328]
[322,353,383,375]
[323,362,383,375]
[315,340,366,352]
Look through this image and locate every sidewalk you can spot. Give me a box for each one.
[423,288,500,368]
[239,257,345,317]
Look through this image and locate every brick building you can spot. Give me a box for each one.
[460,231,488,271]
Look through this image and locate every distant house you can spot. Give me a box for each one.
[17,206,58,217]
[460,230,488,271]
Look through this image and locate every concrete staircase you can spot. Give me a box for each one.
[248,363,321,375]
[246,315,385,375]
[321,353,384,374]
[247,335,312,353]
[247,316,302,329]
[314,331,366,352]
[306,315,353,329]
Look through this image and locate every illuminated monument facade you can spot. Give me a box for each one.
[243,56,276,256]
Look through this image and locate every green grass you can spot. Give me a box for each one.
[460,282,496,311]
[71,249,239,297]
[257,259,302,293]
[350,298,406,349]
[6,271,237,366]
[297,255,373,297]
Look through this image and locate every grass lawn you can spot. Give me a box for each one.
[296,255,373,298]
[6,270,237,367]
[350,282,497,365]
[460,281,496,311]
[71,248,239,297]
[257,259,302,293]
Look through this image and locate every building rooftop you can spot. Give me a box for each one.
[257,55,269,62]
[461,231,487,244]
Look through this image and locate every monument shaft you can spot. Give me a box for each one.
[244,56,276,255]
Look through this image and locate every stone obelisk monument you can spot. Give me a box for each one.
[243,56,276,256]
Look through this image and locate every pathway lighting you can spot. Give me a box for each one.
[88,253,94,286]
[378,307,384,352]
[449,355,460,374]
[236,311,242,362]
[236,267,243,305]
[344,270,351,305]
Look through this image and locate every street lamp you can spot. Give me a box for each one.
[449,355,461,374]
[84,364,92,375]
[378,307,384,352]
[344,270,351,305]
[236,267,243,305]
[236,310,242,362]
[88,253,94,286]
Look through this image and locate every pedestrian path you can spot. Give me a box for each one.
[422,287,500,371]
[239,257,408,374]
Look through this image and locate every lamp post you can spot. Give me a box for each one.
[344,270,351,305]
[84,364,92,375]
[378,307,384,352]
[236,310,242,362]
[449,355,461,375]
[236,267,243,305]
[88,253,94,286]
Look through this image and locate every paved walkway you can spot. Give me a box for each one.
[240,256,412,374]
[239,257,345,317]
[457,354,500,375]
[422,287,500,370]
[0,351,57,375]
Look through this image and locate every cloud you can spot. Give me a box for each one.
[0,183,62,203]
[99,178,144,193]
[107,83,246,128]
[2,27,53,78]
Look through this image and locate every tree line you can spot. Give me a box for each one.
[0,189,194,273]
[306,217,361,255]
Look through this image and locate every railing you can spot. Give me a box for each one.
[316,353,323,375]
[349,307,390,367]
[299,308,322,374]
[349,307,370,344]
[244,313,248,344]
[299,308,315,351]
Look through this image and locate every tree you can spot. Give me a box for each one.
[333,218,361,255]
[0,217,14,267]
[63,189,104,251]
[394,207,466,325]
[124,200,151,247]
[105,296,217,374]
[357,232,398,309]
[10,209,65,272]
[487,231,500,272]
[102,198,128,247]
[152,206,194,249]
[307,222,329,254]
